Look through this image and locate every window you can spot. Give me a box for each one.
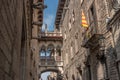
[64,30,66,40]
[40,45,46,57]
[33,60,35,67]
[68,10,75,31]
[56,46,61,56]
[66,53,68,64]
[89,6,95,23]
[58,49,61,56]
[81,0,84,4]
[46,44,54,57]
[40,50,46,56]
[71,42,73,58]
[30,51,33,60]
[75,33,78,53]
[57,48,61,56]
[88,4,97,34]
[72,10,75,23]
[69,19,72,30]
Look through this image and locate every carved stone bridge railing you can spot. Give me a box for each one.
[40,32,62,37]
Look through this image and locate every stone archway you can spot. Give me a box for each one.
[40,69,60,74]
[39,69,61,79]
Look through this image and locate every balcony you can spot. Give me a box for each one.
[38,32,63,41]
[39,61,63,67]
[81,22,103,48]
[40,32,62,37]
[39,58,63,67]
[32,32,63,41]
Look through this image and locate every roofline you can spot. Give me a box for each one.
[55,0,67,29]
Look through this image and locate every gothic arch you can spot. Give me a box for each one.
[40,45,46,57]
[46,44,54,57]
[40,69,60,74]
[47,44,54,50]
[56,45,61,56]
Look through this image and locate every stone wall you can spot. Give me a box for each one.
[62,0,87,80]
[0,0,38,80]
[62,0,120,80]
[0,0,23,80]
[106,9,120,80]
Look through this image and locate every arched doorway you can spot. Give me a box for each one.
[40,69,61,80]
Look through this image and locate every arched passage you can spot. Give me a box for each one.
[38,40,63,80]
[40,69,60,74]
[39,69,63,80]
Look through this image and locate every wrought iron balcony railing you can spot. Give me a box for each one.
[81,22,103,48]
[39,56,63,66]
[83,22,97,41]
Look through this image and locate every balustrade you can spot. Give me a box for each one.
[39,56,63,66]
[40,32,62,37]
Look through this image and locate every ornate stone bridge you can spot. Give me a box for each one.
[37,30,63,76]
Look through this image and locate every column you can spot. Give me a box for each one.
[54,48,57,61]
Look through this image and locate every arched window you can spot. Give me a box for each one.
[46,44,54,57]
[40,50,46,56]
[40,45,46,57]
[56,45,61,56]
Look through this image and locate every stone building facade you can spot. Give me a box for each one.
[0,0,44,80]
[31,0,46,79]
[55,0,120,80]
[106,1,120,79]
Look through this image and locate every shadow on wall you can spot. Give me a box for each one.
[105,22,120,79]
[72,74,75,80]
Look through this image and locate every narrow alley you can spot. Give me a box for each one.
[0,0,120,80]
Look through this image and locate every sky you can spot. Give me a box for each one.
[41,72,50,80]
[42,0,59,32]
[41,0,58,79]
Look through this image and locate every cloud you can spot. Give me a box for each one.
[42,14,54,31]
